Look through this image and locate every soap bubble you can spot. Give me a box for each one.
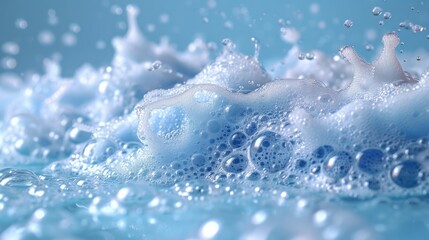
[322,151,353,180]
[366,178,381,191]
[248,131,292,173]
[191,154,206,167]
[244,122,257,136]
[245,171,261,181]
[0,168,40,188]
[312,145,334,160]
[222,154,248,173]
[390,161,422,188]
[229,131,247,148]
[356,149,384,175]
[295,159,308,169]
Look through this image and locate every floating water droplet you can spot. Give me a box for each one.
[15,18,28,29]
[417,56,421,61]
[159,13,170,24]
[47,9,58,25]
[68,127,92,144]
[372,6,383,16]
[2,42,20,55]
[251,37,260,59]
[148,60,162,71]
[412,24,426,33]
[365,44,374,51]
[69,23,81,33]
[96,40,106,49]
[38,30,55,45]
[280,27,300,44]
[343,19,353,28]
[383,12,392,20]
[1,57,17,70]
[221,38,237,53]
[298,53,305,60]
[305,52,315,60]
[111,5,123,15]
[62,32,77,46]
[224,21,233,30]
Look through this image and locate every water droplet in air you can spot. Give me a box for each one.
[383,12,392,20]
[1,57,17,69]
[15,18,28,29]
[222,38,235,52]
[372,6,383,16]
[160,14,170,24]
[111,5,123,15]
[344,19,353,28]
[38,30,55,45]
[69,23,81,33]
[148,60,162,71]
[305,52,315,60]
[62,32,77,46]
[2,42,20,55]
[96,41,106,49]
[251,37,260,59]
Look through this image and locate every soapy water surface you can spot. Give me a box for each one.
[1,2,429,240]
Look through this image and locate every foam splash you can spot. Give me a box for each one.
[1,3,429,239]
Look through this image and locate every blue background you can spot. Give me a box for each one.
[0,0,428,76]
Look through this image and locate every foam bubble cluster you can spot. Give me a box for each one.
[2,3,429,239]
[1,5,429,202]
